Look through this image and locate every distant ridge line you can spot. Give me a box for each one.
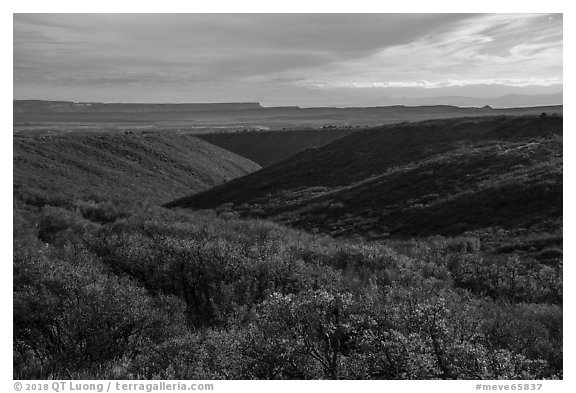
[13,99,563,112]
[13,100,264,113]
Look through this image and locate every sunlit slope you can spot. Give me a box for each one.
[14,132,261,204]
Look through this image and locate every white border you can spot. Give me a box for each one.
[3,2,572,392]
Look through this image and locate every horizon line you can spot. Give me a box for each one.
[13,99,564,111]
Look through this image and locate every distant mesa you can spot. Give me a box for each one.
[13,100,264,113]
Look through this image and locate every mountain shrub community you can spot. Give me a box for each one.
[13,114,562,379]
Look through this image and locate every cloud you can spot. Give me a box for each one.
[297,78,563,89]
[277,13,563,90]
[13,13,563,105]
[13,14,474,86]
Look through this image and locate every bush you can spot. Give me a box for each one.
[75,200,130,223]
[13,241,187,379]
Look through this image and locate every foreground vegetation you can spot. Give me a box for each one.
[14,189,562,379]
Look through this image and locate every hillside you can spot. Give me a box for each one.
[14,132,260,204]
[198,128,355,166]
[167,115,562,245]
[264,137,562,237]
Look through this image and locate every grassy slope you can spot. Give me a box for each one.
[167,115,562,243]
[197,128,355,166]
[14,132,260,204]
[271,137,562,236]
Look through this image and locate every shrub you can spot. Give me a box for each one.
[13,242,187,379]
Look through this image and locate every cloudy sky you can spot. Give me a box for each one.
[13,13,563,107]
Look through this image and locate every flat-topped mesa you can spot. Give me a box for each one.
[13,100,264,113]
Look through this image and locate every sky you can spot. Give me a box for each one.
[13,13,563,107]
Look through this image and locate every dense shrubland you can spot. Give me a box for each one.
[14,190,562,379]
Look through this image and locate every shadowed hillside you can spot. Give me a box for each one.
[265,137,562,237]
[167,115,562,244]
[14,132,260,204]
[198,128,356,166]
